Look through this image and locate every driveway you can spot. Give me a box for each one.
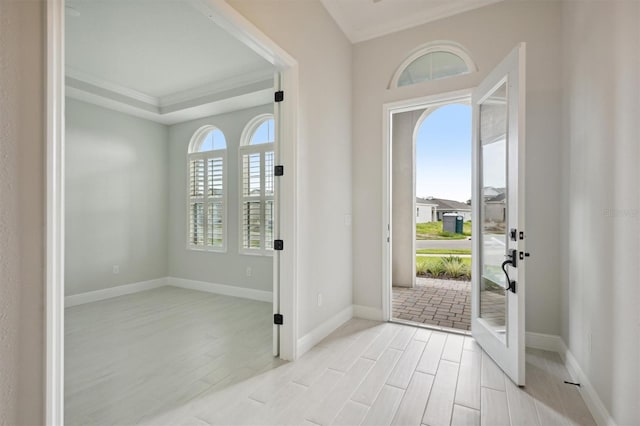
[416,239,472,250]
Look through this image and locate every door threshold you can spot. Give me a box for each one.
[391,318,471,336]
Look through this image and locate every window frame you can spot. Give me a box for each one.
[239,114,275,256]
[389,41,477,89]
[186,125,228,253]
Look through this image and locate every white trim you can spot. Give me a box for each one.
[389,41,477,89]
[168,277,272,303]
[558,340,617,426]
[381,89,473,323]
[65,278,168,308]
[524,331,564,352]
[238,115,276,256]
[46,0,65,424]
[320,0,503,43]
[66,67,159,106]
[66,77,273,125]
[353,305,384,321]
[297,305,353,356]
[523,333,616,426]
[47,0,299,421]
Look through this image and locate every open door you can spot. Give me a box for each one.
[272,72,282,357]
[471,44,527,385]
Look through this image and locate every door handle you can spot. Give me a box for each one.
[501,249,517,293]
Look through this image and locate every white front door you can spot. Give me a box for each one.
[471,44,527,385]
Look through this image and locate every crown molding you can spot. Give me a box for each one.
[65,67,274,125]
[321,0,504,44]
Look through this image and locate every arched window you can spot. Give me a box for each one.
[187,126,227,251]
[390,41,476,88]
[239,114,275,254]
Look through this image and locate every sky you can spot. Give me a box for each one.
[415,103,472,202]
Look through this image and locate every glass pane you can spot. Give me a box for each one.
[265,200,274,250]
[189,159,205,197]
[398,51,469,87]
[265,151,274,196]
[199,129,226,151]
[250,118,275,145]
[207,202,224,248]
[208,157,223,198]
[242,153,261,197]
[189,202,204,246]
[430,51,468,80]
[242,201,262,249]
[479,81,508,341]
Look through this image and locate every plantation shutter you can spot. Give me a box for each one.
[188,152,225,250]
[240,147,274,253]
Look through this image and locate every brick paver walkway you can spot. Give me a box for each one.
[392,277,471,331]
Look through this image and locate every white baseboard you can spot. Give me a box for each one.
[353,304,384,321]
[167,277,272,303]
[525,331,564,352]
[297,305,353,357]
[557,340,617,426]
[65,277,168,307]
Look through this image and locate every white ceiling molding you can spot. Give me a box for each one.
[321,0,504,43]
[66,68,273,125]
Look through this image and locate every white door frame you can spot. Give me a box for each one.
[45,0,299,424]
[381,89,472,322]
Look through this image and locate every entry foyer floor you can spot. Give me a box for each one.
[66,287,595,425]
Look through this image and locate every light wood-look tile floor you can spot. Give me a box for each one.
[65,286,283,425]
[66,288,596,426]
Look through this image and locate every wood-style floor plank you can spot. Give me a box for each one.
[481,387,510,426]
[391,371,434,426]
[361,385,404,426]
[415,332,447,375]
[455,349,482,410]
[386,339,426,389]
[481,350,506,391]
[422,360,460,426]
[451,404,481,426]
[66,293,596,426]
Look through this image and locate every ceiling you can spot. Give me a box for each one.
[65,0,275,124]
[321,0,504,43]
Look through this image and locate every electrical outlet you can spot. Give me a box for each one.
[246,267,252,277]
[344,214,352,227]
[112,265,119,274]
[317,293,323,307]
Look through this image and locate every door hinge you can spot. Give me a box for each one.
[274,90,284,103]
[274,165,284,176]
[274,239,284,251]
[274,314,284,325]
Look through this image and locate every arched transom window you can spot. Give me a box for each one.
[391,41,476,88]
[239,114,275,254]
[187,126,227,251]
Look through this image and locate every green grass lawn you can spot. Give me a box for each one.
[416,221,472,240]
[416,248,472,255]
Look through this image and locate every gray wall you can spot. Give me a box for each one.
[168,105,273,291]
[352,1,563,335]
[392,109,426,288]
[65,99,169,295]
[561,1,640,424]
[0,1,45,424]
[229,0,354,338]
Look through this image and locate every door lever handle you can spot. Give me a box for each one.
[501,258,517,294]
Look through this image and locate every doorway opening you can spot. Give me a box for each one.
[389,99,474,333]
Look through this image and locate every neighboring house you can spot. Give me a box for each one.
[415,198,437,223]
[483,186,505,200]
[484,192,506,223]
[424,197,472,221]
